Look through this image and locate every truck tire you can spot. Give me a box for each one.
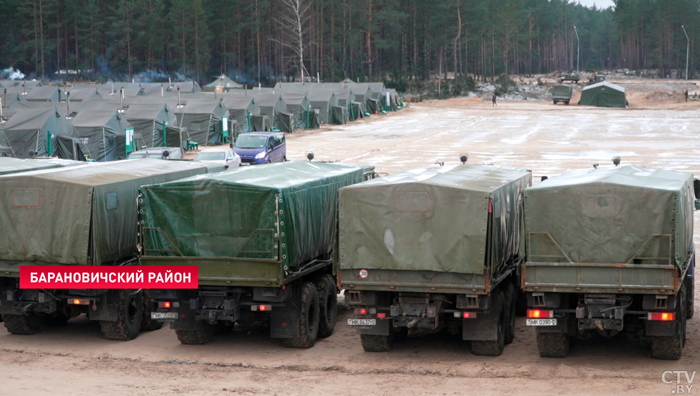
[553,100,557,105]
[686,267,694,319]
[651,285,686,360]
[2,313,45,335]
[176,321,215,344]
[536,332,570,358]
[281,282,320,348]
[315,274,338,338]
[472,290,506,356]
[565,100,570,105]
[100,290,144,341]
[140,291,164,331]
[503,282,516,345]
[360,334,394,352]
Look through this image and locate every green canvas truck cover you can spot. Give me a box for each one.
[524,166,693,270]
[339,164,532,275]
[139,161,366,270]
[552,84,572,99]
[0,159,207,267]
[0,157,83,175]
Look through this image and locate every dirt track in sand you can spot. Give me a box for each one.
[3,82,700,395]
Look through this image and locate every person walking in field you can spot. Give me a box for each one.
[492,94,497,106]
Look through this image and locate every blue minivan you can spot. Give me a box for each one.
[233,132,286,164]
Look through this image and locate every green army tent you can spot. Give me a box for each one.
[253,93,287,129]
[203,75,243,92]
[175,98,229,146]
[124,103,178,148]
[578,81,628,108]
[71,109,133,161]
[306,90,338,124]
[0,107,82,159]
[221,95,260,133]
[24,86,61,102]
[281,93,312,129]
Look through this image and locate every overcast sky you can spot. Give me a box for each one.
[576,0,615,9]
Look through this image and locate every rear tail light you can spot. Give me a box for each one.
[377,313,386,319]
[648,312,675,321]
[463,312,477,319]
[251,305,272,312]
[158,302,171,309]
[69,299,90,305]
[353,308,367,315]
[527,309,553,318]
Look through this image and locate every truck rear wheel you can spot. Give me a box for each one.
[100,290,144,341]
[360,334,394,352]
[315,274,338,338]
[472,290,506,356]
[2,313,45,335]
[651,285,686,360]
[281,282,320,348]
[536,332,570,358]
[503,282,516,345]
[140,291,164,331]
[176,321,215,344]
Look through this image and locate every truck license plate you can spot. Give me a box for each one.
[151,312,178,320]
[526,319,557,326]
[347,319,376,326]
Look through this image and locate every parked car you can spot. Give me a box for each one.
[127,147,184,160]
[233,132,286,165]
[194,148,241,169]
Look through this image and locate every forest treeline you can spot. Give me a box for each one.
[0,0,698,85]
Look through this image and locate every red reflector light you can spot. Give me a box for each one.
[354,308,367,315]
[463,312,477,319]
[527,310,553,318]
[377,313,386,319]
[648,312,675,321]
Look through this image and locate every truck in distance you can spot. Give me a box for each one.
[551,84,573,105]
[340,164,532,355]
[522,161,696,359]
[140,161,371,347]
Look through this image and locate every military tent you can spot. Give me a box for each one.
[0,107,82,159]
[0,157,83,174]
[221,95,259,133]
[307,90,338,124]
[350,84,371,115]
[1,89,23,109]
[65,87,101,102]
[578,81,628,108]
[25,86,61,102]
[167,82,202,93]
[71,109,133,161]
[204,74,243,92]
[335,89,359,120]
[253,93,287,128]
[175,98,229,146]
[124,103,178,148]
[281,93,312,129]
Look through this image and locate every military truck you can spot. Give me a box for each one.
[141,161,371,347]
[0,159,207,339]
[522,163,696,359]
[551,85,573,105]
[559,73,579,83]
[340,164,532,355]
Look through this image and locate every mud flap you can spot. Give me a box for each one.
[645,320,677,337]
[169,303,199,330]
[462,312,498,341]
[356,318,391,336]
[87,290,118,322]
[270,307,299,338]
[536,313,577,336]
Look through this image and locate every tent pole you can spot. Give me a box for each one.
[47,131,51,156]
[163,121,167,147]
[307,104,310,129]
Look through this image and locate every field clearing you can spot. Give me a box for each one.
[3,88,700,395]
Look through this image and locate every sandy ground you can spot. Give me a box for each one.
[3,87,700,395]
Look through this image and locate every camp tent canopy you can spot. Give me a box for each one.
[71,109,132,161]
[0,159,208,266]
[175,98,229,146]
[525,166,692,268]
[578,81,628,108]
[253,93,287,128]
[139,161,366,269]
[166,82,202,93]
[339,164,531,275]
[124,103,177,148]
[64,87,101,102]
[203,75,243,92]
[0,107,80,159]
[281,93,311,129]
[221,95,260,133]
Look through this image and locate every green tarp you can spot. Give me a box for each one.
[0,157,80,175]
[331,105,347,125]
[339,164,531,275]
[524,166,693,269]
[277,112,296,132]
[251,115,270,131]
[578,81,628,108]
[140,161,367,269]
[0,159,208,266]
